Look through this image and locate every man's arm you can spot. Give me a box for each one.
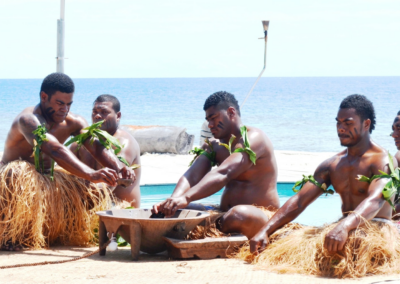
[323,155,395,253]
[395,151,400,166]
[18,114,118,186]
[73,117,135,181]
[151,150,213,214]
[159,150,254,216]
[112,135,141,206]
[250,159,330,254]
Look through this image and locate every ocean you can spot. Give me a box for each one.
[0,77,399,154]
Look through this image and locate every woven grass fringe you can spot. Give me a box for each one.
[187,206,276,240]
[235,220,400,278]
[0,160,113,249]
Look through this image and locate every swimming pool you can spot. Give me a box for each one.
[140,183,343,227]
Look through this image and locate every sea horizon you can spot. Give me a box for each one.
[1,76,399,154]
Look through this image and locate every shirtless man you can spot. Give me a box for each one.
[153,91,279,234]
[1,73,135,189]
[390,111,400,215]
[71,95,141,207]
[249,94,396,254]
[392,111,400,165]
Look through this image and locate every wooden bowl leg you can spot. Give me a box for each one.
[130,222,141,260]
[99,220,108,256]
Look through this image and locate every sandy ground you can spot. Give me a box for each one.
[1,151,400,283]
[1,247,400,284]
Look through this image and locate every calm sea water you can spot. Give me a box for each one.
[0,77,399,153]
[141,183,342,226]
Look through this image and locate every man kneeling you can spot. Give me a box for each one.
[71,95,141,208]
[235,94,399,278]
[0,73,134,250]
[153,91,279,238]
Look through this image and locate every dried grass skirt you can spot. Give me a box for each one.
[0,160,113,249]
[235,220,400,278]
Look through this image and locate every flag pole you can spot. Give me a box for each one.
[56,0,65,73]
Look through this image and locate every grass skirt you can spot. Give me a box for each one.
[235,220,400,278]
[0,160,113,249]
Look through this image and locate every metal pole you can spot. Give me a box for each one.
[241,20,269,107]
[199,21,270,145]
[56,0,65,73]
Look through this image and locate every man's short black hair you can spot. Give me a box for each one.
[94,94,121,113]
[339,94,376,133]
[203,91,240,116]
[40,73,74,98]
[397,110,400,116]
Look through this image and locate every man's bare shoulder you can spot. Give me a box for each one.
[316,151,345,173]
[14,106,38,122]
[116,128,140,152]
[366,142,392,173]
[395,151,400,166]
[245,125,274,154]
[64,112,88,134]
[65,112,87,126]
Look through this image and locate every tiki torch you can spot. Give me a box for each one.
[241,20,269,106]
[199,20,270,145]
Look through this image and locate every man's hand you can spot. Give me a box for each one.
[156,196,190,217]
[119,165,135,181]
[152,202,162,214]
[89,168,118,187]
[249,229,270,255]
[323,224,349,253]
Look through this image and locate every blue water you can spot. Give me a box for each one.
[0,77,399,153]
[141,183,342,227]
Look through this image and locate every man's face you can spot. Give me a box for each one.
[92,101,120,133]
[336,108,369,147]
[205,106,232,139]
[391,115,400,150]
[41,91,73,123]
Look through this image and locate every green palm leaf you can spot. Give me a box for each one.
[32,124,55,181]
[357,152,400,209]
[189,138,217,167]
[292,174,333,195]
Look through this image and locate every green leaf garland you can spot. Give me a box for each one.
[292,174,334,195]
[357,152,400,209]
[219,125,257,165]
[65,120,139,169]
[32,124,55,181]
[188,138,216,167]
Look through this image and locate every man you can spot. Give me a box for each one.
[1,73,134,183]
[71,95,141,207]
[153,91,279,236]
[391,111,400,215]
[249,94,396,255]
[392,111,400,165]
[0,73,135,250]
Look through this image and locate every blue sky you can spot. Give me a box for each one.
[0,0,399,78]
